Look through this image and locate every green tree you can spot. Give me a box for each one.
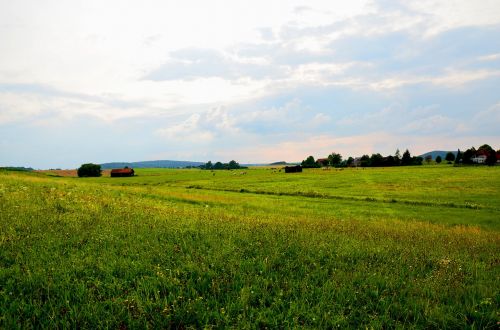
[327,153,342,167]
[401,149,412,166]
[301,156,320,168]
[360,155,370,167]
[445,152,455,162]
[213,162,224,170]
[435,155,442,164]
[203,161,213,170]
[346,157,354,167]
[478,144,494,154]
[77,163,101,177]
[370,153,384,167]
[228,160,240,169]
[462,147,476,164]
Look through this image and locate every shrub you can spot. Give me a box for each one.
[77,163,102,177]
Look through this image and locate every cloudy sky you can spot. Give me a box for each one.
[1,0,500,168]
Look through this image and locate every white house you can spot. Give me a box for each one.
[472,155,487,164]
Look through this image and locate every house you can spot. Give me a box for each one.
[471,155,487,164]
[316,158,329,167]
[110,168,135,177]
[352,157,362,167]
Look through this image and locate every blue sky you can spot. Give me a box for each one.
[1,0,499,168]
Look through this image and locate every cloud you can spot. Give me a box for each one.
[1,0,500,168]
[156,106,240,143]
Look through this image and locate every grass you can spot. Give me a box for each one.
[0,166,499,328]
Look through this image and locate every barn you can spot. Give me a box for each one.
[110,168,135,177]
[284,165,302,173]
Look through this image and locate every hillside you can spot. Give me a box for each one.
[419,150,457,160]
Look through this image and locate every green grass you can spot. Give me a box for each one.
[0,166,499,328]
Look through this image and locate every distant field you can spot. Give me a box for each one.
[1,166,499,328]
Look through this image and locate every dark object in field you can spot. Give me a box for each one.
[77,163,101,177]
[110,168,135,177]
[284,165,302,173]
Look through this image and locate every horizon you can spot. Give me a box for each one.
[1,1,500,169]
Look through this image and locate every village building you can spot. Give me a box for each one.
[316,158,329,167]
[110,168,135,177]
[472,155,487,164]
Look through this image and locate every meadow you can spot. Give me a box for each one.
[0,166,499,328]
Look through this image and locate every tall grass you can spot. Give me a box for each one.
[0,168,499,328]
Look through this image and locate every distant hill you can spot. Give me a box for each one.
[0,166,33,172]
[418,150,457,160]
[100,160,204,169]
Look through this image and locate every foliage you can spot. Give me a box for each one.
[445,152,455,162]
[77,163,101,177]
[360,155,370,167]
[462,147,476,164]
[201,160,246,170]
[327,153,342,167]
[369,153,384,167]
[435,155,442,164]
[301,156,320,168]
[401,149,412,166]
[0,167,33,172]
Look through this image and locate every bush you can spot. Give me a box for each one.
[77,163,102,177]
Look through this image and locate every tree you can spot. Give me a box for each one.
[392,149,401,166]
[327,153,342,167]
[360,155,370,167]
[401,149,412,166]
[425,155,432,164]
[486,150,497,166]
[412,156,423,165]
[435,155,442,164]
[445,152,455,162]
[228,160,240,169]
[346,157,354,167]
[77,163,101,177]
[213,162,224,170]
[454,149,462,165]
[370,153,384,167]
[478,144,494,154]
[462,147,476,164]
[202,161,213,169]
[301,156,320,168]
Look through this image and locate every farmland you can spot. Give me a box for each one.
[0,166,499,328]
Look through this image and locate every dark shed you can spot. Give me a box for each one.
[110,168,135,177]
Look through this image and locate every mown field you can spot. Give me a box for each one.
[1,166,499,328]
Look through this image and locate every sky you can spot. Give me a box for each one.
[1,0,500,168]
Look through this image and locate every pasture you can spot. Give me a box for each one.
[0,166,499,328]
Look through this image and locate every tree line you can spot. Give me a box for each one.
[456,144,498,166]
[301,149,423,168]
[301,144,499,168]
[200,160,247,170]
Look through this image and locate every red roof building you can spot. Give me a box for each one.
[110,168,135,177]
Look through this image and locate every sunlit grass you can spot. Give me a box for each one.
[0,167,499,328]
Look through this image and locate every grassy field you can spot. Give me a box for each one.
[0,166,499,328]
